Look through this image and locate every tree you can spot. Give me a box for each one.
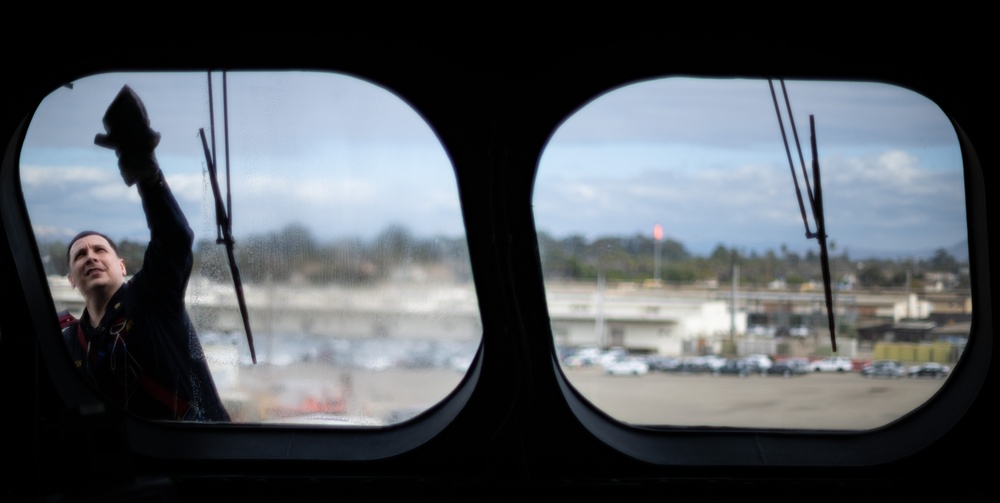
[39,240,70,276]
[928,248,958,272]
[117,239,147,275]
[858,264,887,288]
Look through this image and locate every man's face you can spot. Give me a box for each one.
[67,234,126,297]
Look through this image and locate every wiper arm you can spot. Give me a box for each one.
[769,79,816,239]
[770,79,837,352]
[201,71,257,364]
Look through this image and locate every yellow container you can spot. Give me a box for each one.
[915,345,932,363]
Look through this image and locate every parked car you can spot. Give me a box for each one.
[908,362,951,378]
[597,347,629,366]
[700,354,728,372]
[713,358,758,377]
[765,358,810,377]
[672,357,711,373]
[810,356,854,372]
[747,325,777,337]
[603,357,650,376]
[861,360,906,379]
[787,325,811,338]
[645,355,682,372]
[743,354,773,371]
[562,346,602,367]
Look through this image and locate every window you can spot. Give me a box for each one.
[536,77,971,430]
[20,72,481,426]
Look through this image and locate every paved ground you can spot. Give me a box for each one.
[563,366,947,429]
[219,361,947,431]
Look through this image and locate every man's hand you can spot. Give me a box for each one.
[94,85,162,186]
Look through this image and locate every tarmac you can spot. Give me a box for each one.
[218,360,947,431]
[563,366,947,430]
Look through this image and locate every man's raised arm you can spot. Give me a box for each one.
[94,85,194,292]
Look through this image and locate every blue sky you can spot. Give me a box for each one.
[20,73,966,260]
[21,72,462,247]
[534,78,965,259]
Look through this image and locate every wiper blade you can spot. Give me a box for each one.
[199,128,256,364]
[809,116,837,353]
[770,79,837,352]
[202,72,257,364]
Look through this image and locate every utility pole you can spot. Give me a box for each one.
[595,272,606,348]
[906,269,912,319]
[653,223,663,284]
[730,249,739,346]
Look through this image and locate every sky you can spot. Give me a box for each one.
[535,78,966,259]
[21,72,462,247]
[19,72,966,260]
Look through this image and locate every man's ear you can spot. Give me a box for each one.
[119,258,126,276]
[67,273,76,289]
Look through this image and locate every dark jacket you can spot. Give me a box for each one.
[61,171,230,421]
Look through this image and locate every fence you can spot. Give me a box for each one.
[873,341,957,363]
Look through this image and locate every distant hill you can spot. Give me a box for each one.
[847,239,969,262]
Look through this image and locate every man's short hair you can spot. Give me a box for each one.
[66,231,120,265]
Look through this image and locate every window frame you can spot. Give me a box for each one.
[0,48,993,484]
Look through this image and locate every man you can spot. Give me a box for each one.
[59,85,230,422]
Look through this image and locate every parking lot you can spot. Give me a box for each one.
[563,367,949,430]
[219,351,950,431]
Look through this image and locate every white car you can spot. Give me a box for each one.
[603,357,650,376]
[563,346,602,367]
[747,325,777,337]
[700,354,728,371]
[597,347,629,366]
[742,354,774,371]
[810,356,854,372]
[787,325,811,338]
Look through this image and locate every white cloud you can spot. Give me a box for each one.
[20,165,114,187]
[89,181,135,202]
[167,172,210,204]
[534,145,966,256]
[31,224,80,241]
[20,73,965,256]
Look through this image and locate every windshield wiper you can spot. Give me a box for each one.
[769,79,837,353]
[200,71,257,364]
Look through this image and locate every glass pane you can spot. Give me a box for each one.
[22,72,480,425]
[536,78,968,430]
